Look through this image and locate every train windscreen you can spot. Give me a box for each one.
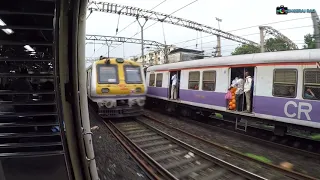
[98,65,118,84]
[124,66,142,84]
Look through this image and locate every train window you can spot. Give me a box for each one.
[272,69,297,98]
[124,66,142,84]
[156,73,163,87]
[97,65,118,84]
[303,69,320,100]
[202,71,216,91]
[149,74,155,86]
[188,71,200,90]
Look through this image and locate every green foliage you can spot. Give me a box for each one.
[245,153,272,164]
[303,34,316,49]
[231,44,260,55]
[264,38,291,52]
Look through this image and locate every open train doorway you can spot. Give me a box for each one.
[168,70,181,100]
[230,67,255,112]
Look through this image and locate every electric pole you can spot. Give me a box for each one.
[137,17,148,65]
[215,17,222,57]
[311,11,320,48]
[259,26,265,53]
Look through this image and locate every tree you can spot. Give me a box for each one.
[231,37,293,55]
[264,38,291,52]
[231,44,260,55]
[303,33,316,49]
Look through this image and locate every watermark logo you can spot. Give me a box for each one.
[276,5,315,15]
[276,5,288,15]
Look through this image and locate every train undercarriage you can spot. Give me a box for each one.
[146,96,320,137]
[88,97,144,118]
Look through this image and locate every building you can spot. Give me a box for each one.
[167,48,204,63]
[133,46,204,66]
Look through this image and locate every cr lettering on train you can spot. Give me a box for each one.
[284,101,312,120]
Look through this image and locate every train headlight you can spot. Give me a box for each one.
[135,87,142,93]
[137,99,145,106]
[105,101,114,108]
[101,88,109,93]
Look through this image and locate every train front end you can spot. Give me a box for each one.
[88,58,146,118]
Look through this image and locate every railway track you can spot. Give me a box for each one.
[147,108,320,157]
[90,108,265,180]
[110,120,266,180]
[139,114,319,180]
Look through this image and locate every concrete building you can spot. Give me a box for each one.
[133,46,204,66]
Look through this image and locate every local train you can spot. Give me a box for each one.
[86,57,147,118]
[146,49,320,136]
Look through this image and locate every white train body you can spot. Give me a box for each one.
[146,49,320,130]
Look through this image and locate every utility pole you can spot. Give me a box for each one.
[215,17,222,57]
[105,42,121,58]
[259,26,265,53]
[163,45,169,64]
[311,11,320,48]
[137,17,148,65]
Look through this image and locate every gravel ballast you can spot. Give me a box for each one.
[143,109,320,179]
[89,113,148,180]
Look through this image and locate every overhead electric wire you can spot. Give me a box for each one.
[172,16,319,45]
[89,0,168,58]
[108,0,200,54]
[181,25,315,49]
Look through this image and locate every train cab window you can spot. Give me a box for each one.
[188,71,200,90]
[98,65,118,84]
[202,71,216,91]
[272,69,297,98]
[303,69,320,100]
[156,73,163,87]
[149,74,155,86]
[124,66,142,84]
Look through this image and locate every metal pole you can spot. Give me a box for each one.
[311,11,320,48]
[259,26,265,52]
[215,17,222,56]
[217,35,221,57]
[107,45,110,58]
[78,0,99,179]
[137,17,148,65]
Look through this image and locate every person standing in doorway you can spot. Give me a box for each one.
[171,73,177,100]
[244,71,253,112]
[235,75,244,111]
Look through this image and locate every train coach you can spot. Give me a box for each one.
[146,49,320,136]
[87,57,147,118]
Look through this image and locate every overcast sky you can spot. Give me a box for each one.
[85,0,318,63]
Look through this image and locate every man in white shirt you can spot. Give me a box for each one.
[235,76,244,111]
[171,73,177,99]
[231,77,239,87]
[244,71,253,112]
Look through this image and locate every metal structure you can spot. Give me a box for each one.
[86,35,169,63]
[86,34,165,48]
[259,26,298,52]
[311,11,320,49]
[87,1,259,57]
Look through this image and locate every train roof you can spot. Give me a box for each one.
[147,49,320,71]
[86,58,141,70]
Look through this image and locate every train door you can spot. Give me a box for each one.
[168,70,181,99]
[229,67,255,113]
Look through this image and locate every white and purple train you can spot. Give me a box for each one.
[145,49,320,136]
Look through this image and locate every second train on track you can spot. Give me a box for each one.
[86,57,147,118]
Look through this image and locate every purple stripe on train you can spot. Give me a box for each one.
[147,87,168,98]
[147,87,320,123]
[254,96,320,123]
